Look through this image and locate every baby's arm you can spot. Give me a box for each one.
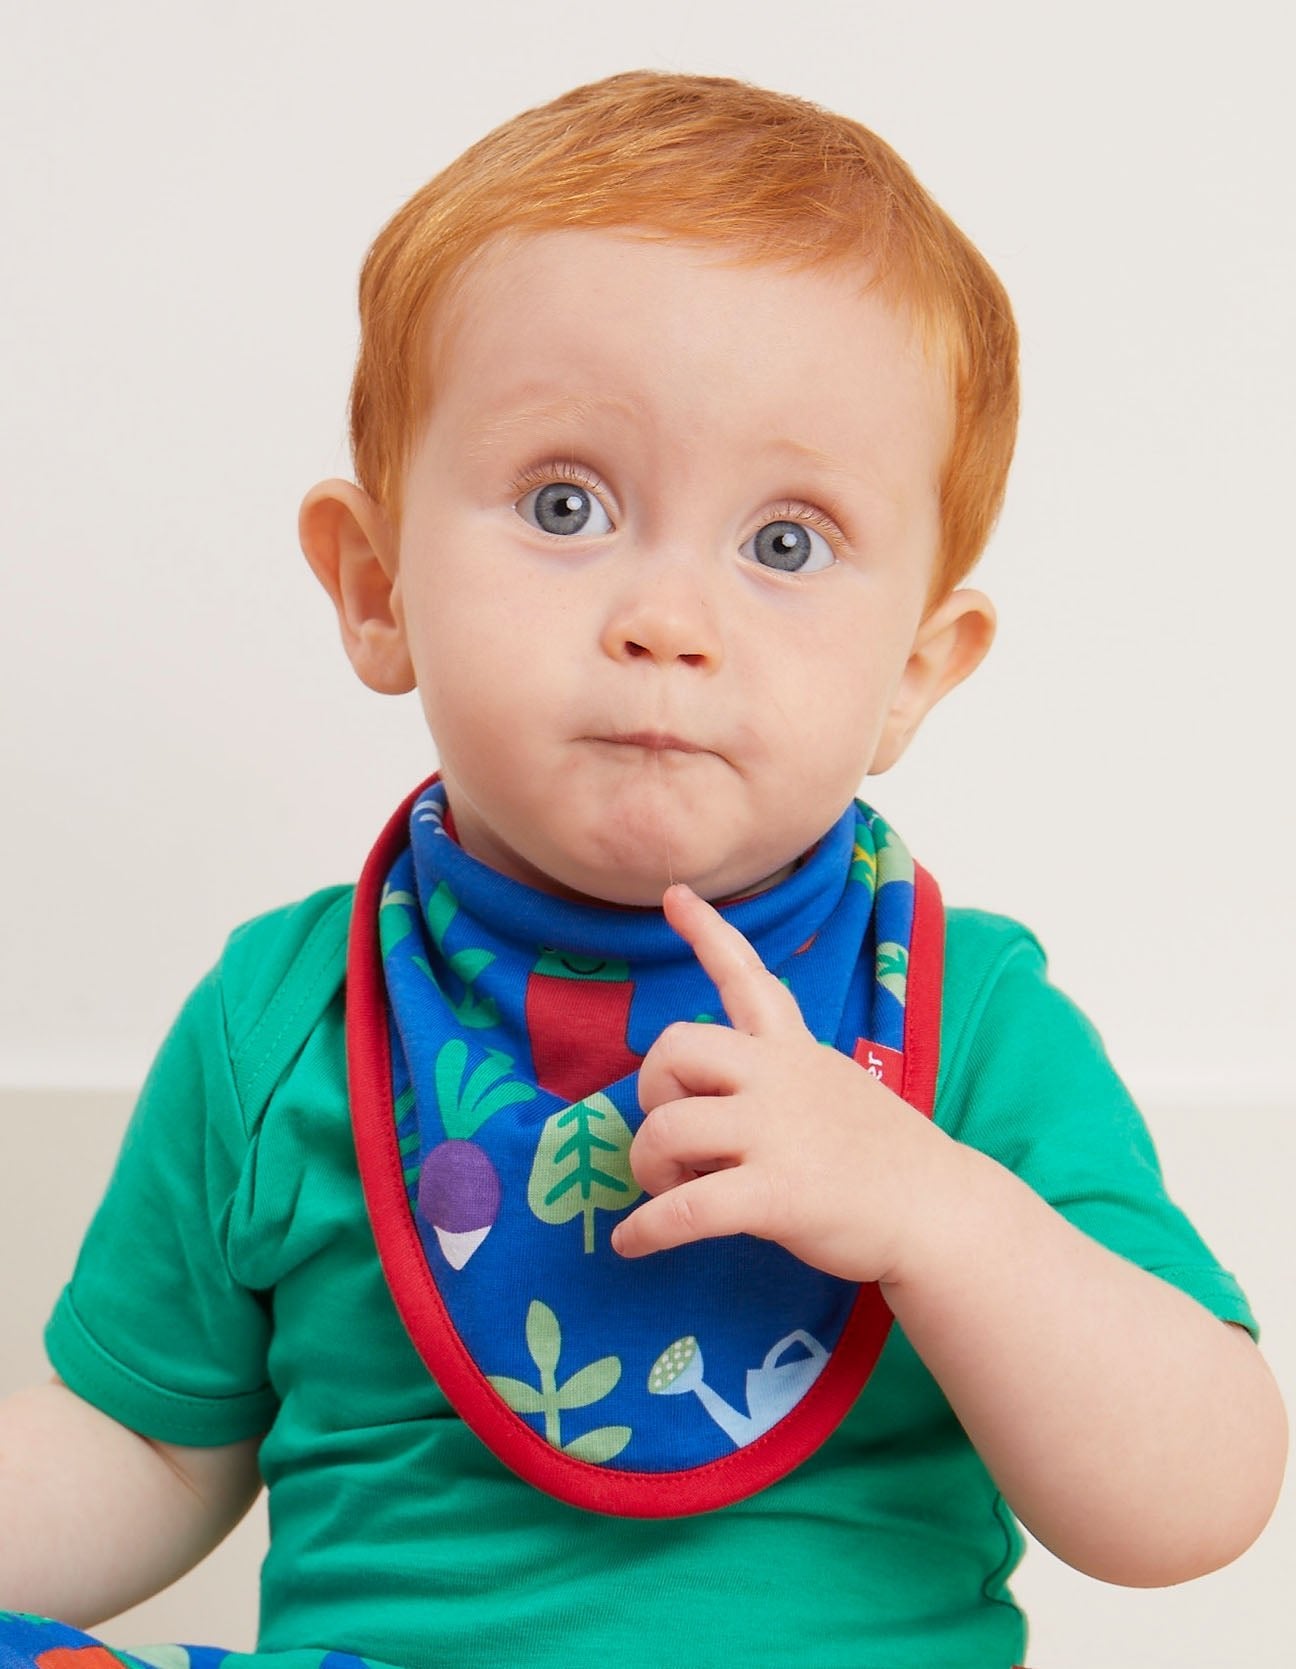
[615,885,1288,1585]
[0,1378,261,1627]
[873,1150,1283,1584]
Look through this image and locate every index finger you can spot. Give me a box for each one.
[661,883,806,1037]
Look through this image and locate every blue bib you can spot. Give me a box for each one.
[347,777,943,1516]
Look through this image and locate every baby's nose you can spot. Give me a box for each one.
[600,565,723,668]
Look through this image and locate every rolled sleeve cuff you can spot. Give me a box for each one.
[45,1286,278,1446]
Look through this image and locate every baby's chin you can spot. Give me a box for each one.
[453,783,807,907]
[532,836,798,910]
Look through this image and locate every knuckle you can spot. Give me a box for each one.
[757,1163,795,1240]
[628,1141,652,1189]
[659,1019,695,1057]
[641,1100,676,1151]
[668,1187,700,1241]
[630,1103,677,1190]
[637,1061,662,1113]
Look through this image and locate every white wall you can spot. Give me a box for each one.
[4,0,1294,1100]
[2,1,1292,1662]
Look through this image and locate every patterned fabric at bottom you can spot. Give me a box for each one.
[0,1612,1033,1669]
[0,1617,377,1669]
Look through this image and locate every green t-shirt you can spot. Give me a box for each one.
[45,891,1255,1669]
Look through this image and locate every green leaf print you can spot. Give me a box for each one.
[489,1299,629,1460]
[849,830,877,893]
[447,946,494,984]
[554,1354,622,1409]
[487,1374,548,1415]
[418,881,500,1028]
[412,955,500,1030]
[563,1425,631,1463]
[877,941,908,1005]
[425,881,459,948]
[120,1648,192,1669]
[874,821,915,887]
[434,1039,535,1140]
[379,884,417,958]
[528,1092,642,1253]
[526,1296,562,1378]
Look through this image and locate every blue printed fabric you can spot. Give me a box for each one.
[0,1616,373,1669]
[378,785,917,1473]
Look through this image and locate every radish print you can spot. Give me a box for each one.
[417,1039,536,1268]
[418,1140,502,1270]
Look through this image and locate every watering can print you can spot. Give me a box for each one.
[648,1329,829,1446]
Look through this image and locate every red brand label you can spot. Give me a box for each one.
[851,1038,905,1091]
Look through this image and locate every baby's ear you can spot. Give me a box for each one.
[299,480,416,695]
[870,589,996,773]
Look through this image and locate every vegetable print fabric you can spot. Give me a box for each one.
[376,781,918,1478]
[0,1618,378,1669]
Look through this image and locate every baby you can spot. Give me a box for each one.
[0,70,1286,1669]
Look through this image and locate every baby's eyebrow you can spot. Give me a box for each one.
[761,435,860,483]
[465,393,640,459]
[465,400,861,486]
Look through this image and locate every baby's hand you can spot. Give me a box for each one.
[611,884,954,1282]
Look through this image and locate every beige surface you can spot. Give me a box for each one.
[1,1086,1291,1663]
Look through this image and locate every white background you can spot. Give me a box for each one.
[1,1,1292,1662]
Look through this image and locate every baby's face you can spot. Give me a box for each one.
[390,229,951,905]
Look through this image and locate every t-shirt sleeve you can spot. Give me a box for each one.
[44,964,278,1445]
[937,911,1257,1338]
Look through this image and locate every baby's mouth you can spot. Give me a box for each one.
[597,730,706,754]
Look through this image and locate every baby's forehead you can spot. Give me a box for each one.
[429,226,944,388]
[348,78,1016,598]
[443,223,883,310]
[412,228,953,531]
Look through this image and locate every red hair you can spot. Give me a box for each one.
[349,71,1018,607]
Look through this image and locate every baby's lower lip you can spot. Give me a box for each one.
[596,732,704,753]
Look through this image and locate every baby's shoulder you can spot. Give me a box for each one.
[941,904,1047,997]
[217,884,355,1112]
[937,906,1060,1074]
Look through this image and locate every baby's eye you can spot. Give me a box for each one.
[516,481,613,538]
[740,519,835,574]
